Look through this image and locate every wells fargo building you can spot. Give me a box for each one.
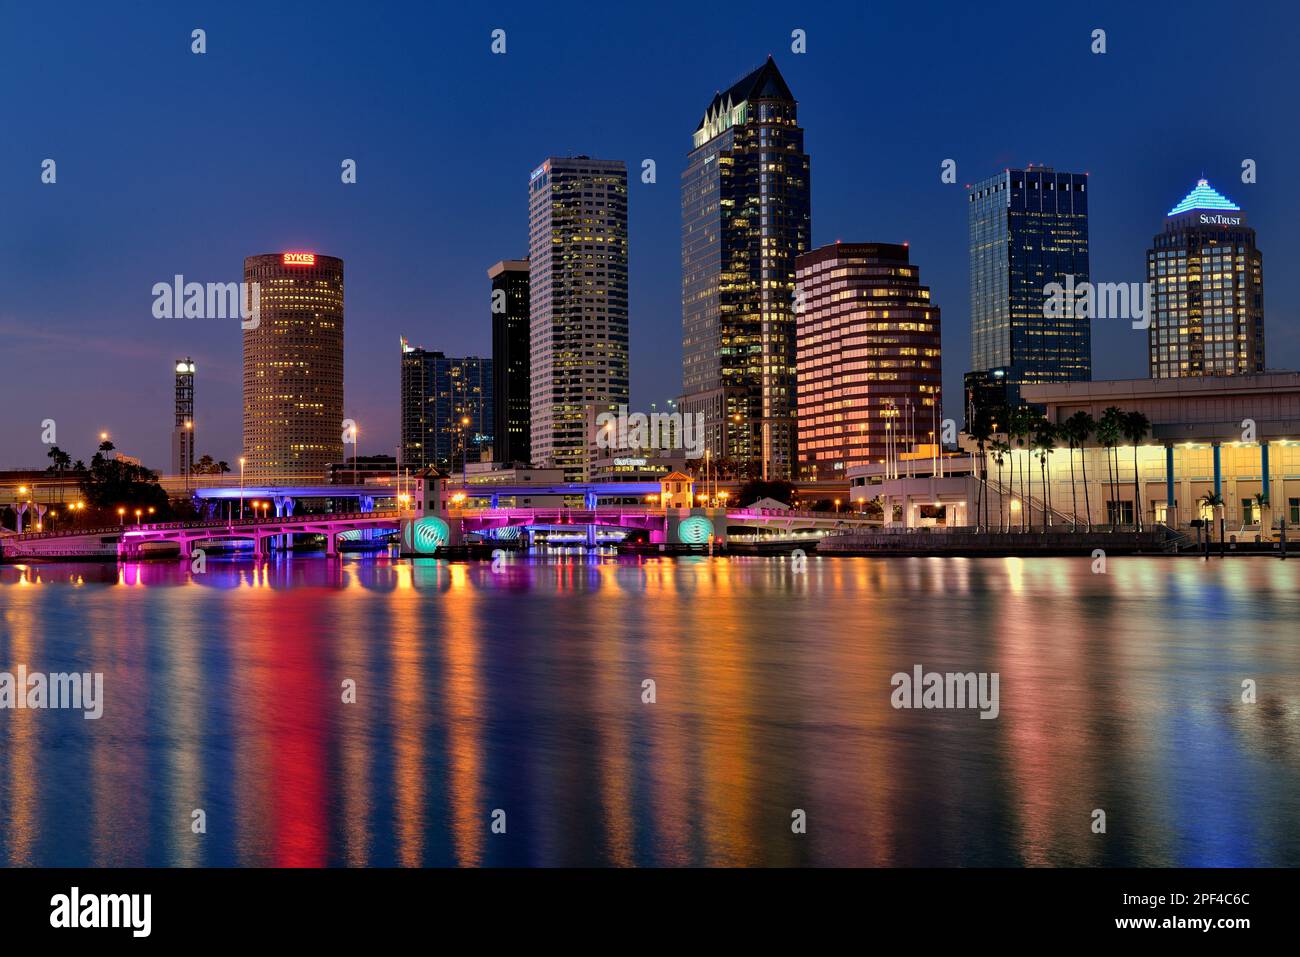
[242,252,345,482]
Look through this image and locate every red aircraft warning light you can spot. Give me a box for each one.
[282,252,316,266]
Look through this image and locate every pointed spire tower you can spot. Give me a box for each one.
[680,57,811,482]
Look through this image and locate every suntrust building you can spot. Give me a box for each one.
[1148,179,1264,379]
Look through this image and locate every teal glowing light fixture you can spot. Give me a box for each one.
[1167,178,1241,217]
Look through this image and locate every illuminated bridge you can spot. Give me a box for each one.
[2,477,875,559]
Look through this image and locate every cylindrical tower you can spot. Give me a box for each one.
[242,252,344,482]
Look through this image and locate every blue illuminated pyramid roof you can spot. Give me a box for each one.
[1167,178,1241,217]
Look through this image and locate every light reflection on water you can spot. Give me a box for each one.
[1,554,1298,867]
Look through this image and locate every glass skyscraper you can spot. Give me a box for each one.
[528,157,629,482]
[968,167,1090,410]
[680,56,811,481]
[400,341,493,474]
[1147,178,1264,378]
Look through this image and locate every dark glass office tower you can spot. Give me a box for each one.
[400,341,493,473]
[489,259,531,466]
[681,56,811,481]
[1148,178,1264,378]
[968,167,1090,409]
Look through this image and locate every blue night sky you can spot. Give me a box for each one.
[2,0,1297,470]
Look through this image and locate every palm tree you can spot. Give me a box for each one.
[46,445,72,474]
[1122,411,1151,532]
[1064,411,1095,530]
[1010,406,1035,530]
[1097,407,1124,527]
[991,439,1010,531]
[1200,492,1224,550]
[969,415,993,531]
[1033,424,1057,532]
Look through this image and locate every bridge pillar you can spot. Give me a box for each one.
[586,523,598,548]
[13,502,28,532]
[326,531,338,557]
[179,538,193,559]
[709,507,728,545]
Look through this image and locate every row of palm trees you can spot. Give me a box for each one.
[968,405,1152,533]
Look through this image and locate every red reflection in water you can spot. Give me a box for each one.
[247,590,330,867]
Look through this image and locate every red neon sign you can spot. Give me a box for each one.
[283,252,316,266]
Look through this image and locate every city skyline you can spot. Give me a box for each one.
[3,2,1297,471]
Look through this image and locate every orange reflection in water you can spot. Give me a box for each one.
[2,588,37,866]
[440,563,483,866]
[388,562,427,866]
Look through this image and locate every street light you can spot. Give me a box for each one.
[460,416,471,481]
[118,507,126,526]
[184,420,193,494]
[352,423,360,484]
[135,508,143,526]
[239,457,246,520]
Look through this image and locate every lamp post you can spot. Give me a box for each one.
[239,457,246,521]
[461,416,471,482]
[118,507,126,526]
[184,419,193,495]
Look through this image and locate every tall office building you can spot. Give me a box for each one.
[242,252,344,481]
[1148,178,1264,378]
[795,243,942,482]
[171,357,195,477]
[400,340,493,473]
[681,56,811,481]
[527,156,629,482]
[968,166,1090,412]
[489,258,531,466]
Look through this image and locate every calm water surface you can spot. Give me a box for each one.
[1,554,1298,867]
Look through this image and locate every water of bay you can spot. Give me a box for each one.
[1,554,1297,867]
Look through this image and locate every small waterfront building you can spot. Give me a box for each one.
[851,372,1300,535]
[659,472,695,508]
